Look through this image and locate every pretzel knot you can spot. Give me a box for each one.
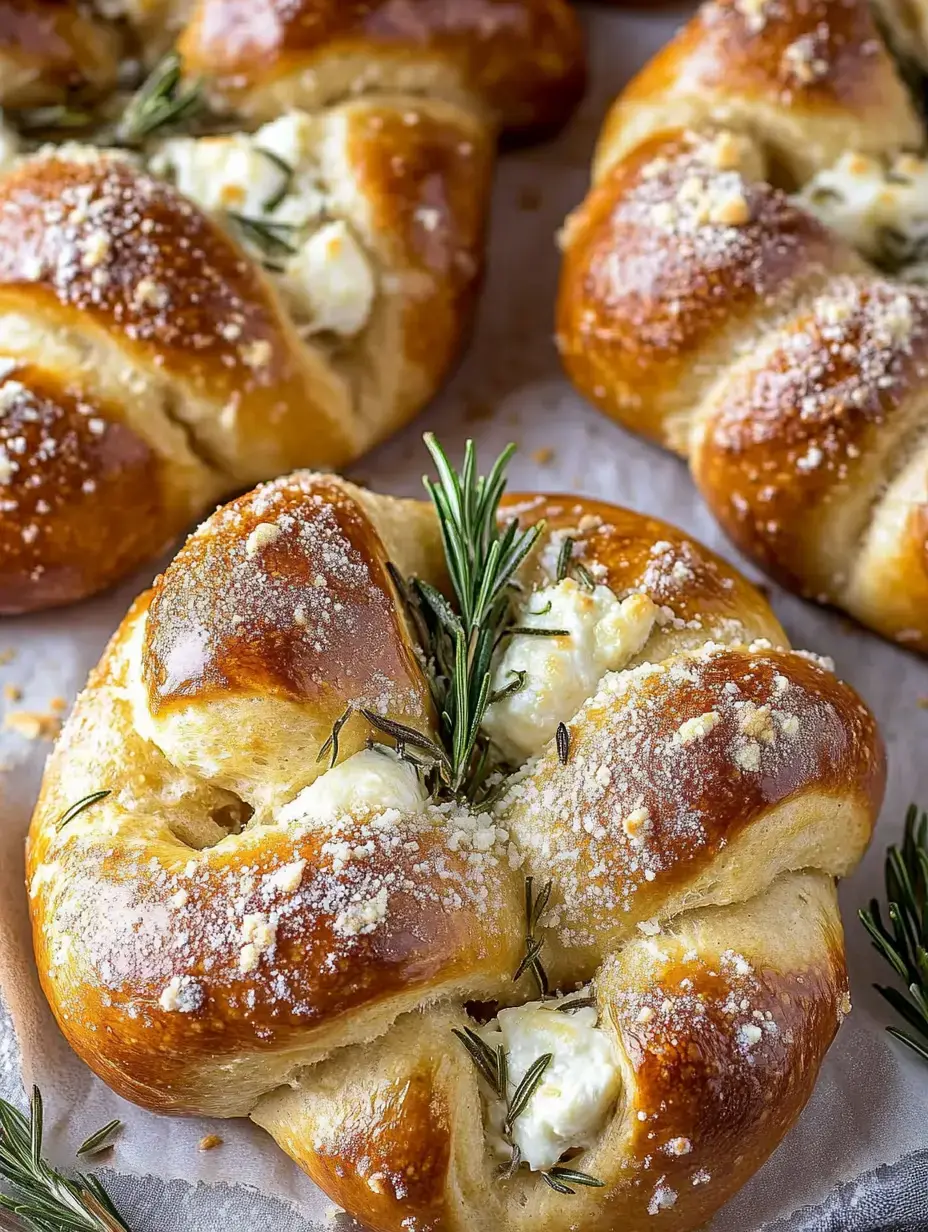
[28,473,884,1232]
[0,0,584,612]
[558,0,928,654]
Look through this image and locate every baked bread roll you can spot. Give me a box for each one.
[0,0,584,614]
[558,0,928,653]
[28,453,884,1232]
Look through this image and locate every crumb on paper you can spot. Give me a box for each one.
[918,697,928,709]
[3,683,21,702]
[531,446,556,465]
[49,696,68,713]
[4,710,61,741]
[0,649,14,665]
[198,1134,223,1151]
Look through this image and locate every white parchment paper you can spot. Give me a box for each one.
[1,5,926,1229]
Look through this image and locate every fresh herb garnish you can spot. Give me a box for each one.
[542,1166,605,1194]
[489,670,526,705]
[0,1089,130,1230]
[225,212,299,270]
[116,52,203,145]
[419,434,546,798]
[77,1121,122,1159]
[452,1027,604,1193]
[556,722,570,765]
[555,996,597,1014]
[860,804,928,1062]
[514,876,552,997]
[257,148,294,213]
[554,534,595,590]
[56,791,111,831]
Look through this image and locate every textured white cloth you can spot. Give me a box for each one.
[0,6,926,1231]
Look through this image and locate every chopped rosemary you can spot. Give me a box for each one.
[554,534,595,590]
[317,705,353,768]
[542,1166,605,1194]
[860,803,928,1063]
[257,148,294,213]
[451,1028,506,1101]
[0,1089,131,1230]
[56,790,111,831]
[500,626,570,642]
[76,1121,122,1158]
[555,536,574,583]
[226,212,299,270]
[514,877,552,997]
[503,1053,552,1133]
[489,670,526,705]
[556,723,570,765]
[116,52,203,145]
[555,996,597,1014]
[573,562,596,592]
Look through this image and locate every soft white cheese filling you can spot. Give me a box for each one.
[278,747,427,826]
[799,150,928,276]
[150,112,376,336]
[481,578,658,762]
[476,990,622,1171]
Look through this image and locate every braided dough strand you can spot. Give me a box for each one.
[28,477,884,1232]
[558,0,928,652]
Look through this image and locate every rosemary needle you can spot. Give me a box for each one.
[860,803,928,1062]
[0,1089,130,1231]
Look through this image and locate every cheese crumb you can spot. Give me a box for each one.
[674,711,721,746]
[245,522,281,557]
[266,859,306,894]
[158,975,204,1013]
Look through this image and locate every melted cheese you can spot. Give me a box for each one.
[477,991,621,1171]
[481,580,658,762]
[278,748,427,825]
[799,150,928,275]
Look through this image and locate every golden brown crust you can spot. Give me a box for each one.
[0,90,492,613]
[0,364,192,613]
[557,129,864,453]
[177,0,586,136]
[692,278,928,641]
[598,0,920,182]
[28,481,883,1229]
[253,875,852,1232]
[557,0,928,651]
[0,0,572,615]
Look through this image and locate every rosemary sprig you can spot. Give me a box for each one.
[514,877,552,998]
[860,804,928,1062]
[419,434,546,797]
[0,1089,130,1231]
[116,53,203,146]
[56,791,111,832]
